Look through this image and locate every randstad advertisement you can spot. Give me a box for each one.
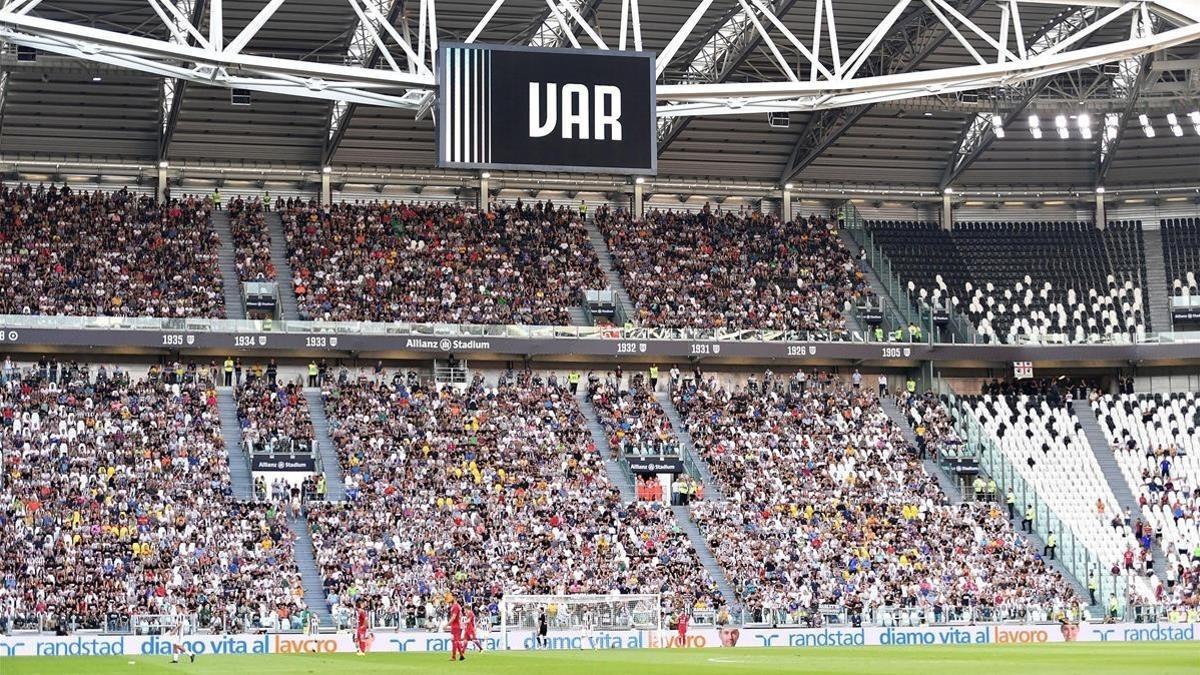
[0,624,1196,657]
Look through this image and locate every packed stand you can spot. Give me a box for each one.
[305,370,722,628]
[1090,392,1200,614]
[0,184,225,318]
[589,372,680,456]
[235,373,315,454]
[281,199,605,325]
[964,392,1158,602]
[866,220,1148,343]
[597,205,870,332]
[675,371,1077,626]
[0,359,306,634]
[229,196,276,281]
[896,390,965,461]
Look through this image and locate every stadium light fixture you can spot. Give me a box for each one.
[1096,187,1106,194]
[1167,113,1184,137]
[784,183,794,190]
[158,161,169,169]
[944,187,954,195]
[481,171,491,179]
[1190,111,1200,135]
[322,166,332,174]
[991,114,1005,139]
[1077,113,1092,140]
[635,177,645,185]
[1028,114,1042,139]
[1139,114,1155,137]
[1055,115,1069,139]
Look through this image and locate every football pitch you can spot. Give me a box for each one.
[2,643,1198,675]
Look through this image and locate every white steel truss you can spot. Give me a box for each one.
[1096,6,1158,186]
[322,0,408,166]
[0,0,1197,126]
[940,4,1102,188]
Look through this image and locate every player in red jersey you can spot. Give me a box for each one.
[448,595,465,661]
[463,606,483,652]
[676,609,690,646]
[355,605,370,656]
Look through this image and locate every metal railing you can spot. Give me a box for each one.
[841,204,977,344]
[0,313,1198,346]
[937,379,1131,611]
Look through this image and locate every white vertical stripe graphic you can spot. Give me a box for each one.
[486,50,492,163]
[465,49,473,163]
[453,48,462,163]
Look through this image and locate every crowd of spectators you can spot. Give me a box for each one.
[897,391,964,460]
[281,199,605,325]
[0,361,306,634]
[235,376,315,455]
[596,205,870,332]
[229,197,276,281]
[305,369,722,628]
[0,184,225,318]
[589,373,679,457]
[676,373,1078,626]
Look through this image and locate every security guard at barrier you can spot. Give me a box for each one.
[972,476,985,501]
[579,200,588,219]
[1044,531,1057,560]
[212,188,222,210]
[263,316,273,331]
[308,361,319,387]
[905,378,917,395]
[890,327,904,341]
[1005,488,1016,519]
[649,364,659,390]
[568,370,580,395]
[1022,504,1035,533]
[1107,594,1119,621]
[986,477,997,501]
[909,322,922,341]
[1087,573,1098,605]
[223,356,234,387]
[874,326,884,342]
[263,189,271,210]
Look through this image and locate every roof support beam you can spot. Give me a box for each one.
[939,5,1102,189]
[321,0,406,167]
[779,0,988,185]
[658,0,800,157]
[1096,9,1158,188]
[158,0,206,163]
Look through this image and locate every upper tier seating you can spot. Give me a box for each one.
[229,197,276,281]
[678,373,1077,625]
[1091,393,1200,607]
[866,221,1148,342]
[1162,217,1199,302]
[0,361,305,633]
[965,394,1157,600]
[599,206,870,333]
[281,199,605,325]
[306,370,721,626]
[0,184,225,318]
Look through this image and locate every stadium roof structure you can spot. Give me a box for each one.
[0,0,1199,197]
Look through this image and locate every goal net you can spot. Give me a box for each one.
[499,594,662,650]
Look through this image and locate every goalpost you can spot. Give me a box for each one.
[498,594,663,651]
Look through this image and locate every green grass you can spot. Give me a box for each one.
[2,643,1198,675]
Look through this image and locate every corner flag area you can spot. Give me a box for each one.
[3,643,1199,675]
